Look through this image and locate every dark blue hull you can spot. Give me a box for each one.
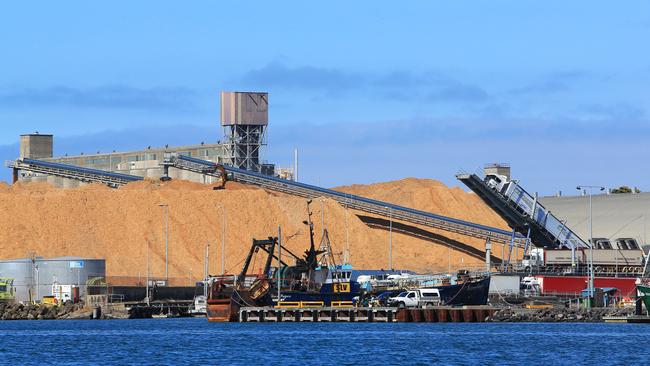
[436,276,490,306]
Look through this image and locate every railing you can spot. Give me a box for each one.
[274,301,326,309]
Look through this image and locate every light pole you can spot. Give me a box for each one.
[217,204,226,275]
[277,225,282,301]
[320,199,325,237]
[146,240,150,306]
[576,185,605,308]
[386,206,393,271]
[204,242,209,297]
[344,199,350,265]
[158,203,170,281]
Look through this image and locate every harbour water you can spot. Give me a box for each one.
[1,318,649,365]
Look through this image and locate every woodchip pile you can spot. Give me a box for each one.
[0,177,509,282]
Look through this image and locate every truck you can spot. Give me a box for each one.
[388,288,441,308]
[519,242,645,275]
[0,278,15,303]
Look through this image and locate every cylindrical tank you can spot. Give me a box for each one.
[0,259,33,303]
[0,257,106,303]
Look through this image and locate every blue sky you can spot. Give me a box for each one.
[1,1,649,195]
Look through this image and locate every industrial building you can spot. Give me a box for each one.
[541,192,650,246]
[14,91,286,187]
[471,163,649,248]
[0,256,106,303]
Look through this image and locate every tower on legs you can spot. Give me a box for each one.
[220,91,268,172]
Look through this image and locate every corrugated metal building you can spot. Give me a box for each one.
[541,193,650,246]
[0,257,105,303]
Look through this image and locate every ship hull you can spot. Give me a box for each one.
[206,298,239,322]
[436,276,491,306]
[638,285,650,312]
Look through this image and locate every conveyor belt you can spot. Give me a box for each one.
[457,173,588,249]
[7,158,143,188]
[174,155,525,245]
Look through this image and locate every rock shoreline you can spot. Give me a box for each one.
[0,302,86,320]
[0,302,131,320]
[1,302,639,322]
[488,307,636,322]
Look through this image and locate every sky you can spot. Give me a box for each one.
[1,1,649,195]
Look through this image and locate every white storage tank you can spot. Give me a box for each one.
[0,257,105,303]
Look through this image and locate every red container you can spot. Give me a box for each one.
[537,275,637,298]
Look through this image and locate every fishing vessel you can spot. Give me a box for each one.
[207,200,360,322]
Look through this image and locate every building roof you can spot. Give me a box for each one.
[540,192,650,244]
[0,256,104,263]
[46,141,225,161]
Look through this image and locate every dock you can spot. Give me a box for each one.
[238,306,497,323]
[603,315,650,323]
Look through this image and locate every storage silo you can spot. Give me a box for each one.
[0,258,33,304]
[0,257,106,303]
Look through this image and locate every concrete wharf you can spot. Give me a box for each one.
[238,306,497,323]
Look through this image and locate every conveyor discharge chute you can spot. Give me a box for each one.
[456,173,589,250]
[168,154,525,246]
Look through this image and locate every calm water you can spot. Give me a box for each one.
[1,318,649,365]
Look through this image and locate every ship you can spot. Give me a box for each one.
[638,283,650,312]
[359,270,491,306]
[207,200,361,322]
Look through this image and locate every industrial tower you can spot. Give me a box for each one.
[220,91,268,172]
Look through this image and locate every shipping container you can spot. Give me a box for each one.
[536,275,637,298]
[488,275,521,295]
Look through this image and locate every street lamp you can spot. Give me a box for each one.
[344,198,350,265]
[385,206,393,271]
[204,242,209,297]
[158,203,169,281]
[576,185,605,308]
[146,240,150,306]
[216,204,226,275]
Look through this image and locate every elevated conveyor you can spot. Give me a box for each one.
[456,173,588,250]
[161,153,226,187]
[7,158,143,188]
[166,154,525,246]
